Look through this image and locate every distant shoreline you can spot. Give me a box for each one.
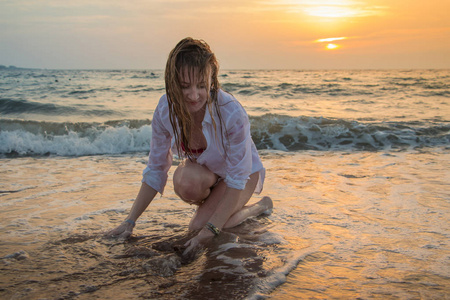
[1,65,449,72]
[0,65,39,70]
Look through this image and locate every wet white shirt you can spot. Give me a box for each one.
[142,89,265,194]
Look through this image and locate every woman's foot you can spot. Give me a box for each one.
[259,196,273,216]
[223,196,273,228]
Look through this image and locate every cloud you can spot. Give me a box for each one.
[315,37,348,43]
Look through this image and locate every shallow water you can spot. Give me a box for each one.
[1,68,449,298]
[1,148,449,299]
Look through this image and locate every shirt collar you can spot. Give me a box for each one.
[203,103,214,125]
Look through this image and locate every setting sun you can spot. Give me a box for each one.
[315,37,347,50]
[326,43,339,50]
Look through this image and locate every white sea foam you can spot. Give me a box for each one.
[0,125,152,156]
[1,117,448,156]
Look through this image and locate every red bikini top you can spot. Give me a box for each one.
[181,142,205,155]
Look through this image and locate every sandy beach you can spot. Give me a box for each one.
[1,148,449,299]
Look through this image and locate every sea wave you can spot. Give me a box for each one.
[250,114,450,151]
[0,119,152,156]
[1,115,448,157]
[220,71,450,99]
[0,98,122,117]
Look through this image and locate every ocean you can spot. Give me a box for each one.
[1,69,449,299]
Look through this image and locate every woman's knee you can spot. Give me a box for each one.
[174,178,207,203]
[173,160,216,203]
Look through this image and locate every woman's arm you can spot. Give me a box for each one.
[107,96,172,238]
[106,182,157,238]
[127,182,158,222]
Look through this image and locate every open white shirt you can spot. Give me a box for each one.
[142,89,265,194]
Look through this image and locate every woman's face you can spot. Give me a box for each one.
[179,67,211,115]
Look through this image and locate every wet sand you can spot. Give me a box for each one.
[1,149,449,299]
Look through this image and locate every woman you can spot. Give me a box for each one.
[108,37,272,254]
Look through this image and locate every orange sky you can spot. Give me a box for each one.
[1,0,449,69]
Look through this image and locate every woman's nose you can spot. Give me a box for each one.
[187,87,200,100]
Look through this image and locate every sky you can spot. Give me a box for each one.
[1,0,449,69]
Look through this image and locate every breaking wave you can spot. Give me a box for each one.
[1,115,449,157]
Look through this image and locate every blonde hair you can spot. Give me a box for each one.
[165,37,222,160]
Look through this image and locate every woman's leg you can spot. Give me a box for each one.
[173,159,272,231]
[189,173,272,230]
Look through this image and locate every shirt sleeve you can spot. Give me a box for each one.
[223,102,253,190]
[141,97,173,194]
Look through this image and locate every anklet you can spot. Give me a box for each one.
[125,219,136,227]
[205,222,220,236]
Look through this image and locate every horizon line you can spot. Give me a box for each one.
[1,65,449,71]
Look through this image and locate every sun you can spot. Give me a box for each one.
[314,37,347,50]
[326,43,339,50]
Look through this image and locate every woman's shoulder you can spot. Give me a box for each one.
[152,94,171,125]
[217,89,236,103]
[217,89,244,113]
[156,94,169,107]
[155,94,170,114]
[216,89,248,123]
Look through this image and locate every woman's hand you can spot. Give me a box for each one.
[106,221,134,239]
[183,228,214,256]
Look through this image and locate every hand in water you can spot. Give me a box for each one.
[183,228,214,256]
[106,221,134,239]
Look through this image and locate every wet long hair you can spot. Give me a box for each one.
[165,37,224,160]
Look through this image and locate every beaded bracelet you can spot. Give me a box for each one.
[125,219,136,227]
[205,222,220,236]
